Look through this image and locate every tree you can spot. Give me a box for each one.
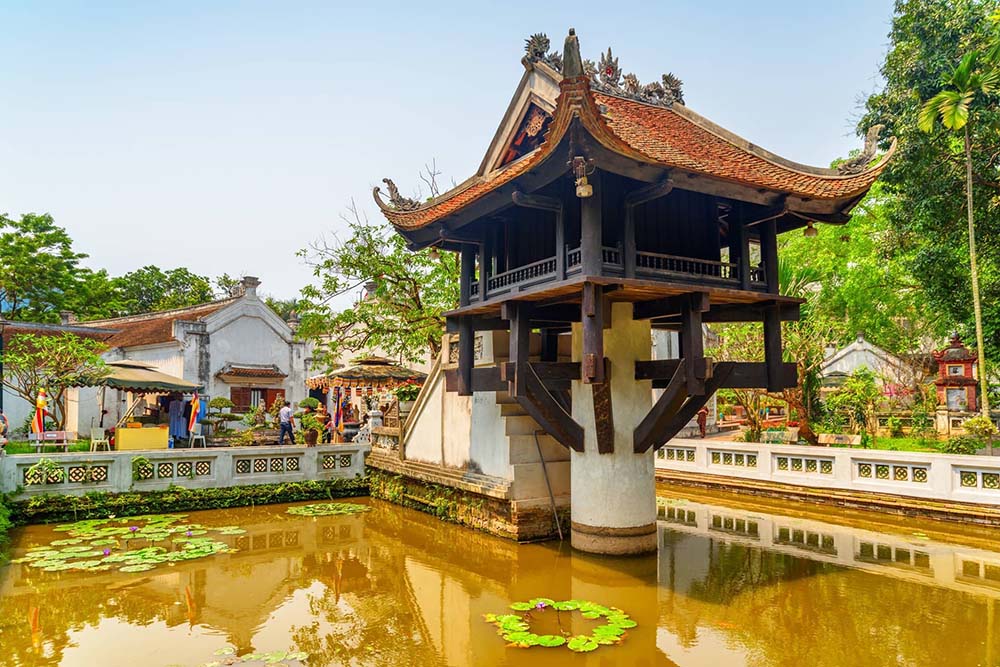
[0,333,108,429]
[112,266,215,314]
[298,201,459,366]
[824,368,882,446]
[863,0,1000,367]
[919,50,998,415]
[0,213,88,322]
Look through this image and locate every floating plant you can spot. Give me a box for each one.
[285,502,370,517]
[11,514,241,574]
[200,647,309,666]
[483,598,636,653]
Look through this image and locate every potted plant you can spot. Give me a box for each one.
[394,382,421,423]
[298,411,323,446]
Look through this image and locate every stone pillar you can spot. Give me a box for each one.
[570,302,656,555]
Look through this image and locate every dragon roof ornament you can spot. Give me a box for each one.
[373,178,420,212]
[525,30,684,108]
[837,125,886,175]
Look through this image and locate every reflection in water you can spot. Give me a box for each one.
[0,490,999,666]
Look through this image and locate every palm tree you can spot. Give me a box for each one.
[919,51,999,416]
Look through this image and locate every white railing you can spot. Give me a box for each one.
[655,438,1000,506]
[0,444,370,498]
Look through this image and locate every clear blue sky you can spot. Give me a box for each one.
[0,1,894,300]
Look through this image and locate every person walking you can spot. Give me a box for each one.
[697,406,709,439]
[278,401,294,445]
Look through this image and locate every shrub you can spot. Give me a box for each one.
[394,382,421,402]
[885,416,904,437]
[963,415,998,441]
[942,436,980,456]
[299,397,321,410]
[208,396,236,411]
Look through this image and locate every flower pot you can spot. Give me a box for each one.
[398,400,415,423]
[304,429,319,446]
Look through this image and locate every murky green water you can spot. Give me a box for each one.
[1,487,998,666]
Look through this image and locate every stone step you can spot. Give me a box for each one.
[508,433,570,464]
[504,414,544,435]
[510,460,570,501]
[499,402,527,417]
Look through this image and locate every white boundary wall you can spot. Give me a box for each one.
[0,444,369,498]
[656,438,1000,506]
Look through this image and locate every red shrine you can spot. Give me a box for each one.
[934,333,978,411]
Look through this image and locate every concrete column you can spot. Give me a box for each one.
[570,302,656,555]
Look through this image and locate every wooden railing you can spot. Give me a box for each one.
[487,256,557,294]
[467,247,767,304]
[635,250,738,282]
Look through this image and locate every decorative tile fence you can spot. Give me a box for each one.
[655,438,1000,506]
[0,444,369,498]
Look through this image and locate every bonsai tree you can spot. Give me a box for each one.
[205,396,239,434]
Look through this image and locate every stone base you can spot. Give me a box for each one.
[570,520,657,555]
[366,454,568,541]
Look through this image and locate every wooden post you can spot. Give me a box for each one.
[480,229,491,301]
[581,282,605,384]
[623,202,636,278]
[457,317,473,396]
[541,328,559,363]
[504,302,532,397]
[763,305,783,392]
[760,218,778,294]
[732,210,751,291]
[459,244,475,307]
[580,171,603,276]
[555,206,565,280]
[681,295,705,395]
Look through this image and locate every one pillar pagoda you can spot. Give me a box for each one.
[374,29,892,555]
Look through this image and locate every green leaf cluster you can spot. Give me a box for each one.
[285,502,370,516]
[483,598,635,653]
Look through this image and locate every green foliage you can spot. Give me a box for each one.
[1,333,109,429]
[885,415,905,437]
[483,599,635,652]
[0,493,12,546]
[394,381,421,401]
[824,368,882,443]
[208,396,235,411]
[863,0,1000,364]
[0,213,90,321]
[962,413,998,439]
[25,458,65,485]
[285,502,370,516]
[943,435,981,454]
[298,397,321,410]
[112,265,215,314]
[9,478,368,526]
[298,205,459,365]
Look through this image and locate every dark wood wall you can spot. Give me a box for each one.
[633,187,721,261]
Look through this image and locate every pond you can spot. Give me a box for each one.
[1,486,998,666]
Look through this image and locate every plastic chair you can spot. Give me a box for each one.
[90,428,111,452]
[190,423,207,448]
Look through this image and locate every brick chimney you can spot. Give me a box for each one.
[59,311,78,325]
[239,276,261,298]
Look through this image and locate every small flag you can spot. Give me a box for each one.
[188,392,201,432]
[31,389,48,434]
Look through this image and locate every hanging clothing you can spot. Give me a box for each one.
[168,399,188,439]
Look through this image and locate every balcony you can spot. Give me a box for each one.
[468,245,767,303]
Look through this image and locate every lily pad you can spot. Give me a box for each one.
[120,563,157,573]
[286,502,370,517]
[567,636,599,653]
[484,597,635,653]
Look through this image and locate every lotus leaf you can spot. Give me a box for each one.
[286,502,370,517]
[567,636,599,653]
[51,538,84,546]
[120,563,157,572]
[484,598,634,653]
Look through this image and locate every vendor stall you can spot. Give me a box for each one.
[98,361,201,450]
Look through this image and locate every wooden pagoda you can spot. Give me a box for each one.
[375,29,892,457]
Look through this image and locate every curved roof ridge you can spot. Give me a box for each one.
[80,296,240,326]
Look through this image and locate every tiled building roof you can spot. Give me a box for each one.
[79,299,238,348]
[216,363,287,379]
[377,76,892,232]
[0,320,117,348]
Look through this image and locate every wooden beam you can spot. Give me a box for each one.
[511,190,562,211]
[540,328,559,362]
[445,366,576,393]
[459,245,475,307]
[502,361,580,382]
[581,282,605,384]
[702,302,800,323]
[639,360,796,389]
[592,376,615,454]
[634,292,710,321]
[518,363,585,452]
[763,304,783,392]
[532,303,581,323]
[651,362,737,450]
[580,170,603,276]
[760,218,778,294]
[680,295,706,395]
[446,316,507,334]
[634,359,687,453]
[456,317,473,396]
[506,302,532,397]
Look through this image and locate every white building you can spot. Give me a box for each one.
[76,276,311,428]
[819,335,912,393]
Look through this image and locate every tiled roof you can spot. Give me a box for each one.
[80,299,238,349]
[378,77,892,231]
[1,321,117,347]
[217,363,287,379]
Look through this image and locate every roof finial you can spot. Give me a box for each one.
[563,28,583,78]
